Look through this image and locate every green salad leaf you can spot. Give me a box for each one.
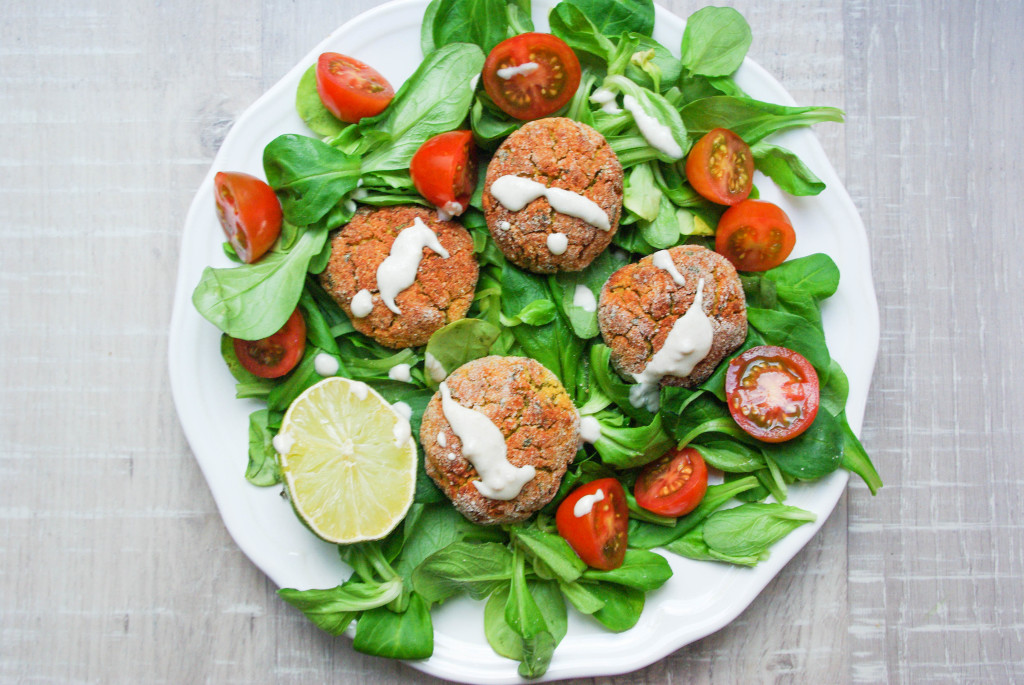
[549,2,616,61]
[679,6,752,77]
[681,96,845,144]
[263,135,361,227]
[588,583,645,632]
[549,248,628,339]
[423,318,501,388]
[701,502,816,556]
[761,410,845,480]
[560,0,655,39]
[412,541,515,604]
[751,142,826,196]
[295,65,347,138]
[357,42,486,174]
[192,226,328,340]
[581,549,672,591]
[839,412,883,494]
[353,593,434,659]
[428,0,509,53]
[245,409,281,486]
[279,577,403,635]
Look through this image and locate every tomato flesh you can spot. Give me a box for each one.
[725,345,820,443]
[233,308,306,379]
[482,33,581,121]
[315,52,394,123]
[634,447,708,517]
[685,128,754,205]
[214,172,282,264]
[409,130,477,215]
[555,477,628,570]
[715,199,796,272]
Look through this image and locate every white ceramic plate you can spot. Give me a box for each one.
[169,1,878,682]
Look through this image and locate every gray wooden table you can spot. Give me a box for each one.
[3,0,1022,682]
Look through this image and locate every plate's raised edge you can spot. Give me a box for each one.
[167,1,880,683]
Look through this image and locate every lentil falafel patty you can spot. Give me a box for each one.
[319,205,478,349]
[420,356,580,525]
[598,245,747,388]
[483,117,623,273]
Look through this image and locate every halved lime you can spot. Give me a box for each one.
[276,376,416,544]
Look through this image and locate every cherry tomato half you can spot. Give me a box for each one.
[214,171,282,264]
[634,447,709,518]
[685,127,754,205]
[715,199,796,272]
[482,33,581,121]
[315,52,394,124]
[555,478,628,570]
[232,308,307,379]
[725,345,820,443]
[410,130,477,215]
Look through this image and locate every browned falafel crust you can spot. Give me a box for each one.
[598,245,747,388]
[319,205,478,349]
[483,117,623,274]
[420,356,580,525]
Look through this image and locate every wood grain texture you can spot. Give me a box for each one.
[1,0,1021,683]
[843,1,1024,682]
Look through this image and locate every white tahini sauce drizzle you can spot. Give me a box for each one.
[574,488,605,517]
[622,94,684,160]
[489,175,545,210]
[579,416,602,444]
[547,232,568,255]
[439,381,536,500]
[652,250,686,286]
[350,289,373,318]
[392,401,412,420]
[376,217,449,314]
[391,406,412,448]
[629,278,713,413]
[545,187,612,231]
[490,175,611,231]
[437,201,464,221]
[437,432,447,448]
[590,87,622,114]
[388,363,412,383]
[272,431,294,455]
[629,382,660,414]
[496,220,511,232]
[572,284,597,313]
[424,353,448,384]
[314,353,340,377]
[496,61,539,79]
[349,380,369,401]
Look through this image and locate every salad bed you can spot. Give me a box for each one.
[187,0,881,678]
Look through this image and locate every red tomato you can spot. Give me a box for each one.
[409,130,477,215]
[315,52,394,123]
[715,199,796,272]
[213,171,282,263]
[685,127,754,205]
[634,447,709,517]
[482,33,581,120]
[555,478,628,570]
[232,308,307,379]
[725,345,820,443]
